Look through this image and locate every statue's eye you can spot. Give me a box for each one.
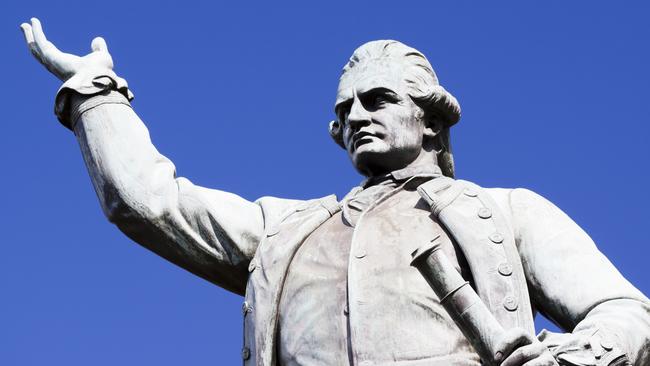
[372,95,386,106]
[365,93,392,109]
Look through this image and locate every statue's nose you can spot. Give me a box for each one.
[347,94,371,130]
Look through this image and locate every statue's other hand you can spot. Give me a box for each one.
[495,328,558,366]
[20,18,113,82]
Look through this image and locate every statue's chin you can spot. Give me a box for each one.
[352,144,425,178]
[352,150,402,177]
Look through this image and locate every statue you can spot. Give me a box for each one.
[20,17,650,366]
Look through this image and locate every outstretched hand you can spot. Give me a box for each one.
[20,17,113,82]
[495,328,558,366]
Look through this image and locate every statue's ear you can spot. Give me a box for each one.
[328,120,345,149]
[420,111,442,142]
[423,122,439,140]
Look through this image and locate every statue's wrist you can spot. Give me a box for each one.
[54,67,134,130]
[538,328,631,366]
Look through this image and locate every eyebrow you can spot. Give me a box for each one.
[334,87,401,115]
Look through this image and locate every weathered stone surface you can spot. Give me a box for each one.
[21,17,650,366]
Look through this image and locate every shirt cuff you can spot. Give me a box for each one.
[54,66,134,130]
[68,90,132,130]
[538,329,631,366]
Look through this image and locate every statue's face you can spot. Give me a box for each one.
[335,62,426,176]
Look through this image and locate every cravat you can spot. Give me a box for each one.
[342,179,399,226]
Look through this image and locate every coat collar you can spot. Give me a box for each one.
[360,164,443,188]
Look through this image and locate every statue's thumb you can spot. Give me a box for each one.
[91,37,108,53]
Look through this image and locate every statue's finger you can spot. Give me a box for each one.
[29,17,67,62]
[494,328,534,363]
[91,37,108,53]
[30,18,49,48]
[20,23,46,64]
[500,342,548,366]
[20,23,35,44]
[22,17,79,80]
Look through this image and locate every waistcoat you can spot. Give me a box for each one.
[242,178,534,365]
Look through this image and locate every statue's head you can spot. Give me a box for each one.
[331,40,460,178]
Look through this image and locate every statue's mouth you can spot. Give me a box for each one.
[352,131,379,151]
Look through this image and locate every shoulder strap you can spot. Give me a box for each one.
[418,178,535,334]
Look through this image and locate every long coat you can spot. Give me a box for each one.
[241,178,649,365]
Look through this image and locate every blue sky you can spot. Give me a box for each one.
[2,1,649,365]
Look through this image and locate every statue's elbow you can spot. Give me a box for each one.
[103,199,137,226]
[100,185,164,227]
[100,196,137,230]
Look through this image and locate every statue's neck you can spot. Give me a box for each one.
[363,150,441,187]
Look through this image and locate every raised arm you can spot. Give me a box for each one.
[20,18,287,295]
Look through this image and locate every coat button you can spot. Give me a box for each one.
[241,347,251,360]
[498,263,513,276]
[464,189,478,197]
[478,207,492,219]
[248,260,257,273]
[355,250,367,259]
[489,232,504,244]
[242,301,252,316]
[503,296,518,311]
[601,338,614,351]
[295,203,309,212]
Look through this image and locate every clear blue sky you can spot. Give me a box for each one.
[2,1,649,365]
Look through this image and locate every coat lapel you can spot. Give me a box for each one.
[417,178,535,334]
[243,195,340,366]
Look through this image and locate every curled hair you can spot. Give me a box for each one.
[330,40,461,177]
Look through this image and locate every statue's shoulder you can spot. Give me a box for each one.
[471,184,566,233]
[481,186,558,217]
[472,183,555,218]
[255,196,305,218]
[416,177,513,214]
[418,177,552,224]
[255,194,338,228]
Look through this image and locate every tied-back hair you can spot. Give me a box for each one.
[329,40,461,178]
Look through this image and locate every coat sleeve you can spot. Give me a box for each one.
[508,188,650,365]
[70,89,300,296]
